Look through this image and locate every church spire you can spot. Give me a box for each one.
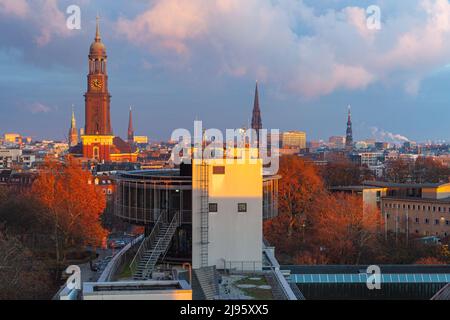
[68,105,78,147]
[251,81,262,131]
[95,14,101,42]
[71,104,76,128]
[127,106,134,144]
[345,105,353,151]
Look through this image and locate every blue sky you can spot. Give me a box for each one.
[1,0,450,143]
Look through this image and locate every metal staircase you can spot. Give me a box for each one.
[199,161,209,267]
[130,210,180,280]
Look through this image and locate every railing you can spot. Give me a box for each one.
[129,210,168,275]
[98,234,144,282]
[223,260,263,273]
[141,211,181,279]
[114,202,192,224]
[269,268,298,300]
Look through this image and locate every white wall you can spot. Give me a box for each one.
[192,148,263,271]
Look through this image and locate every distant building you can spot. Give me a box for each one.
[329,136,345,149]
[359,152,384,167]
[134,136,148,144]
[365,181,450,238]
[4,133,22,144]
[281,131,307,150]
[0,149,22,168]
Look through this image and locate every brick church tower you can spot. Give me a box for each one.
[81,17,114,161]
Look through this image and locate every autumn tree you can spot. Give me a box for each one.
[321,160,374,187]
[413,157,449,183]
[414,257,446,265]
[312,193,383,264]
[276,156,326,235]
[0,229,53,299]
[31,156,108,269]
[384,158,411,183]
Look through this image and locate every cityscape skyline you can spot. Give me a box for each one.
[2,1,450,142]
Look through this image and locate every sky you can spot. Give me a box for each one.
[1,0,450,143]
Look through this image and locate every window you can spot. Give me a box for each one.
[213,166,225,174]
[209,203,218,212]
[425,218,430,224]
[415,217,419,223]
[237,203,247,213]
[435,219,440,225]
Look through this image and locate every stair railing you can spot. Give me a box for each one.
[129,209,167,274]
[141,210,180,279]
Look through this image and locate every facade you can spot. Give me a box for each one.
[134,136,149,144]
[4,133,22,145]
[282,131,307,150]
[0,148,22,168]
[114,147,279,271]
[364,181,450,238]
[329,136,345,149]
[359,152,384,167]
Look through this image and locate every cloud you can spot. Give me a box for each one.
[115,0,450,98]
[0,0,29,17]
[0,0,72,46]
[370,127,410,143]
[28,102,52,114]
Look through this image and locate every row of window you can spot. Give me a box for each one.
[208,202,247,213]
[384,202,450,213]
[386,214,449,225]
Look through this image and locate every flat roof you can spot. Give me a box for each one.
[363,181,450,189]
[330,186,382,192]
[292,273,450,284]
[283,264,450,274]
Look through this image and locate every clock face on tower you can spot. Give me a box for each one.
[90,78,103,90]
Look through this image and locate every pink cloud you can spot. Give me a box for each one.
[0,0,29,17]
[115,0,450,98]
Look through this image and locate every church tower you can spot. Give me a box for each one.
[68,105,78,147]
[251,81,262,147]
[81,16,114,161]
[127,106,134,145]
[345,105,353,151]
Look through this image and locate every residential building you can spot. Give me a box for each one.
[281,131,307,150]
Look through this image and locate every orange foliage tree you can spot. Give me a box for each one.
[276,156,325,235]
[312,193,384,264]
[414,257,446,265]
[264,156,326,262]
[32,156,108,267]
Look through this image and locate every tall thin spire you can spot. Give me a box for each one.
[251,81,262,131]
[127,106,134,144]
[345,105,353,150]
[68,104,78,147]
[95,14,101,42]
[71,104,76,128]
